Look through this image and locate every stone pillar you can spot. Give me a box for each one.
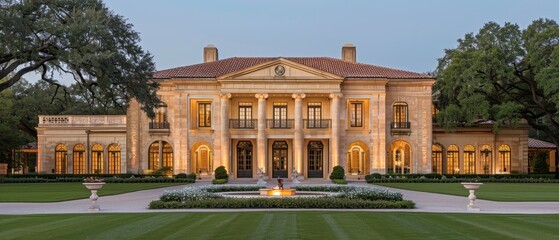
[378,93,387,174]
[329,93,343,170]
[292,93,306,177]
[220,93,232,173]
[255,93,268,176]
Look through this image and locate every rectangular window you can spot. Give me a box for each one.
[198,102,211,127]
[238,102,253,128]
[307,102,322,128]
[350,102,363,127]
[273,102,288,128]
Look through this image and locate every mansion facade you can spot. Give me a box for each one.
[36,44,531,179]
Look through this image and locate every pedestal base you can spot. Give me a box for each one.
[467,206,481,211]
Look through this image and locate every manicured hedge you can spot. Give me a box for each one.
[364,175,559,183]
[149,198,415,209]
[365,173,555,180]
[212,179,228,184]
[331,179,347,185]
[0,177,195,184]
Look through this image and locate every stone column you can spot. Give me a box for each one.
[255,93,268,176]
[378,93,387,174]
[220,93,232,173]
[292,93,306,177]
[329,93,343,170]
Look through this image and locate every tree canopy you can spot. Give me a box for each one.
[435,18,559,177]
[0,0,159,116]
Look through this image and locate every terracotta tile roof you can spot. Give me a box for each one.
[528,138,556,149]
[153,57,432,79]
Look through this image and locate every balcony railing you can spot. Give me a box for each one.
[267,119,294,129]
[391,122,411,129]
[230,119,257,129]
[304,119,331,129]
[149,122,170,129]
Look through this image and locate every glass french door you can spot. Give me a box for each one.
[273,103,288,128]
[237,141,253,178]
[272,141,288,178]
[307,141,323,178]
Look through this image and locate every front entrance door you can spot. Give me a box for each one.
[307,141,323,178]
[272,141,288,178]
[237,141,253,178]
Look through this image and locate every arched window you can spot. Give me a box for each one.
[447,145,459,174]
[196,145,211,174]
[162,141,173,170]
[480,145,492,174]
[150,103,168,129]
[388,141,411,174]
[392,102,409,129]
[432,144,443,174]
[498,145,511,174]
[73,144,85,174]
[463,145,476,174]
[91,144,104,174]
[108,144,121,174]
[55,144,67,174]
[148,142,159,170]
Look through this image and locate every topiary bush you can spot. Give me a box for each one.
[332,179,347,185]
[214,166,228,180]
[212,178,228,184]
[330,165,345,180]
[175,173,187,179]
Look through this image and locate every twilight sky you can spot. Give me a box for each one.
[50,0,559,84]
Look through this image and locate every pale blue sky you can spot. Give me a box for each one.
[104,0,558,74]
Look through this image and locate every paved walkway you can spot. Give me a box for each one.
[1,180,559,215]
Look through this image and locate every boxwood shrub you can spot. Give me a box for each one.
[149,198,415,209]
[329,165,345,180]
[212,179,228,184]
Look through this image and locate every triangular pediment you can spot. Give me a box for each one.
[217,58,342,80]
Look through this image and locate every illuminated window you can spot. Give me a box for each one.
[73,144,85,174]
[350,102,363,127]
[162,142,173,170]
[480,145,492,174]
[432,144,443,174]
[238,102,253,128]
[463,145,475,174]
[393,102,409,128]
[91,144,104,174]
[447,145,459,174]
[307,102,322,128]
[108,144,121,174]
[151,102,168,129]
[55,144,67,174]
[198,102,212,127]
[498,145,511,173]
[149,142,159,170]
[272,103,288,128]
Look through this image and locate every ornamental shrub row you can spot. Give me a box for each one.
[291,185,403,201]
[149,198,415,209]
[365,173,556,181]
[0,177,195,184]
[365,177,559,183]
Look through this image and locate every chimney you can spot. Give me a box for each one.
[204,44,218,63]
[341,43,356,63]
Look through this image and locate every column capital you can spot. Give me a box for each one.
[255,93,268,99]
[292,93,306,100]
[220,93,232,99]
[329,93,343,99]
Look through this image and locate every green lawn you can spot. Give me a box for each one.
[0,212,558,239]
[0,183,187,202]
[373,183,559,201]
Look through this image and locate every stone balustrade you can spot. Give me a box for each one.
[38,115,127,126]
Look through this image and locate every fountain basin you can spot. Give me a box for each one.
[259,189,296,196]
[217,191,338,198]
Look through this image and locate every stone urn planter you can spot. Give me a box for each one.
[461,182,483,211]
[83,182,105,211]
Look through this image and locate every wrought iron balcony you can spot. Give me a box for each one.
[304,119,331,129]
[229,119,257,129]
[391,121,411,129]
[267,119,294,129]
[149,121,170,129]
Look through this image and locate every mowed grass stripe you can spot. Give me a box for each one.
[2,213,559,239]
